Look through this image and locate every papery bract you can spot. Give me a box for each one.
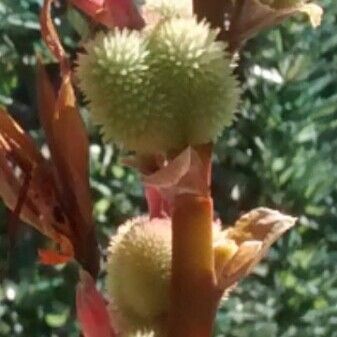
[38,0,100,274]
[141,145,212,216]
[77,270,116,337]
[0,108,74,262]
[226,0,323,51]
[0,0,100,272]
[215,207,297,291]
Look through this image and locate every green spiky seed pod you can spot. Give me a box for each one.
[144,0,192,19]
[106,217,223,332]
[76,30,156,151]
[127,330,156,337]
[147,17,239,148]
[106,217,171,330]
[76,16,239,153]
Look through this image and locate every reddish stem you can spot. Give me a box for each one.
[169,194,219,337]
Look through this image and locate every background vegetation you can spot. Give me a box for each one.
[0,0,336,336]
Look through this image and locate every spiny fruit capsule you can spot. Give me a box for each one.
[106,217,171,331]
[106,216,225,333]
[76,15,239,154]
[127,331,155,337]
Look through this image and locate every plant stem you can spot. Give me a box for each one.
[74,227,100,279]
[168,2,225,335]
[169,194,218,337]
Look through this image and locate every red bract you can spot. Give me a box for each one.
[0,0,98,273]
[76,270,117,337]
[141,145,212,218]
[70,0,145,29]
[225,0,323,52]
[0,61,99,271]
[0,108,74,263]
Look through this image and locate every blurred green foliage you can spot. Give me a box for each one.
[0,0,336,336]
[214,1,337,336]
